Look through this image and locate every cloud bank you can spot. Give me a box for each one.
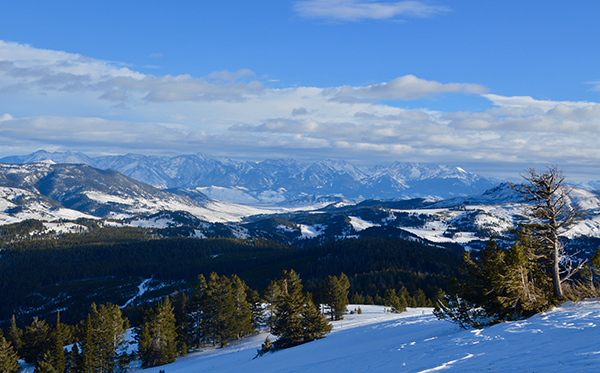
[1,40,600,180]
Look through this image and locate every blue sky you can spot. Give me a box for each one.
[1,1,600,181]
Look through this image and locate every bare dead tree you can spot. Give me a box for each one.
[511,166,585,298]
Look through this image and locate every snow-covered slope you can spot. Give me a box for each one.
[128,301,600,373]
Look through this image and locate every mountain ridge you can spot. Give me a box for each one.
[1,150,500,202]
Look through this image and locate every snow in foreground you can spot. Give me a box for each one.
[132,301,600,372]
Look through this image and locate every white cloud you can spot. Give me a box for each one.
[2,41,600,180]
[0,41,263,104]
[483,94,593,111]
[293,0,449,21]
[337,75,488,101]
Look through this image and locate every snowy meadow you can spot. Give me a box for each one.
[128,302,600,373]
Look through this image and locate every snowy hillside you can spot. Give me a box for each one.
[127,301,600,373]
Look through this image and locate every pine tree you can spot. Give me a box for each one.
[50,313,66,373]
[172,292,189,356]
[245,287,265,329]
[398,287,416,308]
[0,331,21,373]
[271,270,332,350]
[136,323,153,368]
[349,292,365,304]
[73,303,129,373]
[584,249,600,292]
[36,351,58,373]
[263,280,282,331]
[383,289,406,313]
[188,274,208,349]
[435,236,555,328]
[231,275,254,338]
[76,314,95,373]
[88,303,130,373]
[301,298,332,342]
[495,231,553,316]
[414,289,429,307]
[512,166,583,298]
[7,315,22,354]
[22,317,51,367]
[138,297,178,368]
[204,273,237,347]
[321,274,349,321]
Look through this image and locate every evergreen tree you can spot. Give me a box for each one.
[204,273,237,347]
[22,317,51,367]
[349,292,365,304]
[188,274,208,349]
[76,314,95,373]
[494,231,553,316]
[263,280,282,331]
[136,323,152,368]
[321,274,350,321]
[36,351,58,373]
[435,237,555,328]
[301,298,332,342]
[137,297,177,368]
[245,286,265,329]
[271,292,305,349]
[172,292,189,356]
[0,331,21,373]
[89,303,130,373]
[50,312,66,373]
[75,303,129,373]
[383,289,406,313]
[398,287,416,308]
[271,270,332,350]
[7,315,22,354]
[512,167,583,298]
[231,275,254,339]
[583,249,600,292]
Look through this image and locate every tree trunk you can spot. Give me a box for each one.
[553,236,563,298]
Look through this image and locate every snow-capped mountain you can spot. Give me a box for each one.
[0,162,275,223]
[1,150,499,201]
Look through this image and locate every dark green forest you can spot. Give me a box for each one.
[0,221,463,327]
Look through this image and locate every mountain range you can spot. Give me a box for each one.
[1,150,499,202]
[1,159,600,256]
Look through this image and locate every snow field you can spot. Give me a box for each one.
[132,301,600,372]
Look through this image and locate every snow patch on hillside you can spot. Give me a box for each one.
[43,222,88,234]
[348,216,379,231]
[127,217,178,229]
[299,224,323,239]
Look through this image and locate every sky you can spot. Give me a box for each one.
[1,1,600,181]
